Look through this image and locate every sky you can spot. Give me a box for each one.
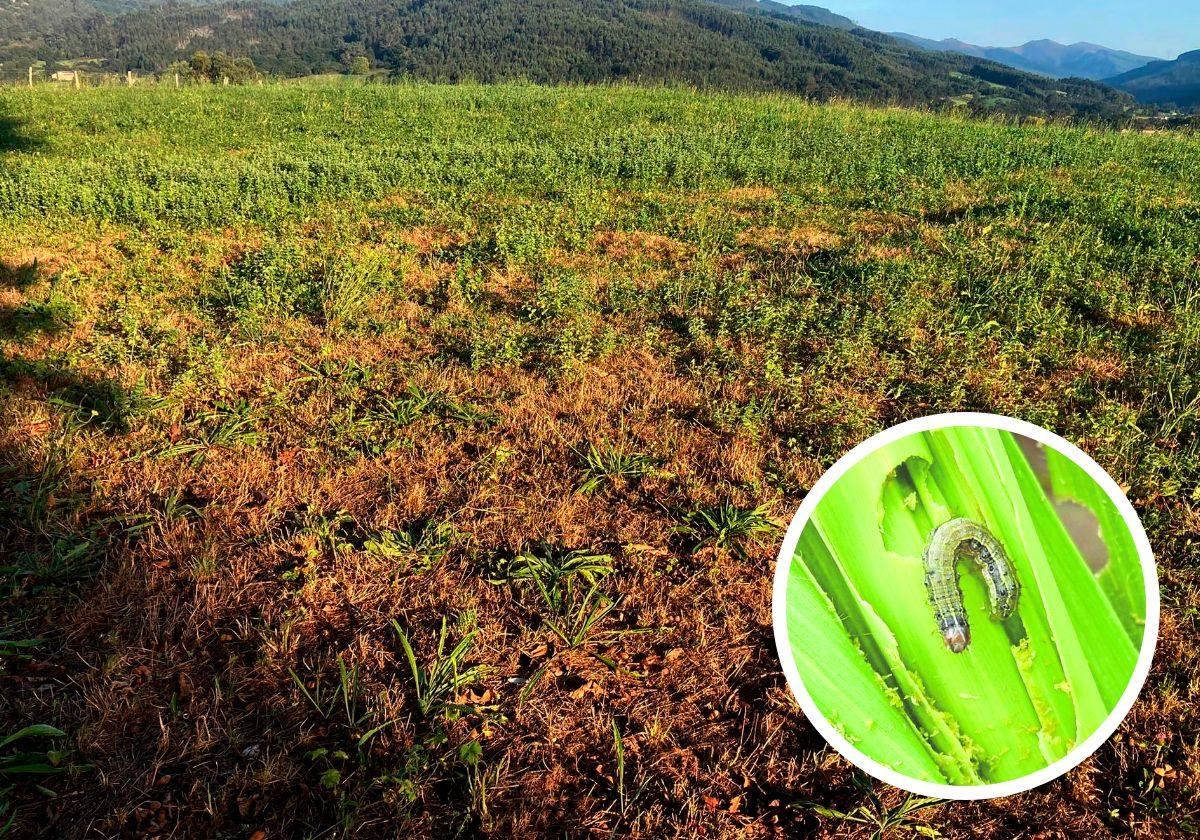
[805,0,1196,60]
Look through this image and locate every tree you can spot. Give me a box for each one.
[182,50,257,83]
[189,50,212,80]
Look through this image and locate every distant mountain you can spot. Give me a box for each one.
[1105,50,1200,108]
[890,34,1160,80]
[707,0,856,30]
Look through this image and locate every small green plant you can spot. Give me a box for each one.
[289,655,370,728]
[298,509,356,558]
[491,546,654,691]
[158,400,259,465]
[159,488,202,524]
[679,502,778,559]
[363,520,456,573]
[391,617,487,719]
[459,739,505,827]
[490,546,613,613]
[0,633,41,675]
[439,394,496,427]
[801,775,944,839]
[1,724,71,833]
[375,733,445,812]
[53,377,166,434]
[8,411,89,529]
[577,443,658,494]
[612,719,627,815]
[318,250,387,334]
[542,583,622,649]
[369,386,438,428]
[607,719,651,825]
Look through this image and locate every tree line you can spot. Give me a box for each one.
[0,0,1136,117]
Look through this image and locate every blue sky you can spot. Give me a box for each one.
[804,0,1196,59]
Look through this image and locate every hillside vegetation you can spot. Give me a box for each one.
[2,0,1134,117]
[0,83,1198,836]
[1107,49,1200,109]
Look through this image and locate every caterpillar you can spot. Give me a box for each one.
[922,518,1020,653]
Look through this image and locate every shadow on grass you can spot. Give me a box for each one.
[0,300,76,342]
[1,257,42,289]
[0,356,149,434]
[0,259,73,341]
[0,113,44,154]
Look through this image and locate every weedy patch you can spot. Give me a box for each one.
[362,520,456,575]
[213,241,392,339]
[800,773,945,839]
[577,442,659,495]
[678,501,780,560]
[392,617,490,720]
[157,399,259,465]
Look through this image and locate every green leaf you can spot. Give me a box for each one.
[458,740,482,766]
[1043,445,1145,645]
[0,726,65,750]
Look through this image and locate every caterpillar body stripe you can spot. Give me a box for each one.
[922,518,1020,653]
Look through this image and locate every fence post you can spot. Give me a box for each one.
[126,70,133,86]
[175,72,179,89]
[28,66,33,87]
[75,71,81,89]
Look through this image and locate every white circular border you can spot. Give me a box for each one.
[771,412,1159,800]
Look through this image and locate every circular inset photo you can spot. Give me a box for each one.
[772,413,1158,799]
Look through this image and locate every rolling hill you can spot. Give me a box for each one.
[1,0,1135,117]
[1105,49,1200,109]
[890,33,1160,81]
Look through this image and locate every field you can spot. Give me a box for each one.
[0,81,1198,837]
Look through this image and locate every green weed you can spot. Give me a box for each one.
[577,443,658,495]
[801,775,945,839]
[490,545,614,613]
[362,520,456,573]
[157,399,259,465]
[391,618,487,720]
[679,502,779,559]
[0,724,72,835]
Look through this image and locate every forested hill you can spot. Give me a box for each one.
[1106,50,1200,109]
[3,0,1134,117]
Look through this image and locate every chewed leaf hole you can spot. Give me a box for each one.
[879,456,937,555]
[1017,436,1110,572]
[1053,500,1109,572]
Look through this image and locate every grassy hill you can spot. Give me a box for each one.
[0,81,1197,836]
[1,0,1135,117]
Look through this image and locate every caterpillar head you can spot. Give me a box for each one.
[939,615,971,653]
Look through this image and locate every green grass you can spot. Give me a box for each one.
[0,81,1197,835]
